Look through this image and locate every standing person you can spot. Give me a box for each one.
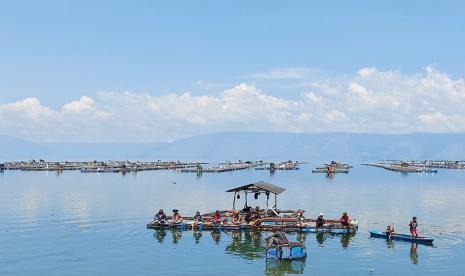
[409,216,418,238]
[154,209,167,224]
[316,213,325,228]
[340,212,350,227]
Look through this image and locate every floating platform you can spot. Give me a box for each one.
[147,220,358,234]
[312,168,349,173]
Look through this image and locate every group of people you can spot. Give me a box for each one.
[154,209,183,225]
[154,209,254,226]
[385,216,419,239]
[154,208,354,229]
[295,211,351,228]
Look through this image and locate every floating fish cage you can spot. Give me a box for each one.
[265,243,307,260]
[147,181,358,234]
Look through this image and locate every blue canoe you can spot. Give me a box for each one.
[266,244,307,260]
[369,230,434,244]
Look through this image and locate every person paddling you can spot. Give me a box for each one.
[386,225,395,239]
[409,216,418,238]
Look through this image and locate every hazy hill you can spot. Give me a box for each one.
[1,133,465,162]
[144,132,465,161]
[0,136,163,161]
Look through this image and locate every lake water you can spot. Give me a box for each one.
[1,165,465,275]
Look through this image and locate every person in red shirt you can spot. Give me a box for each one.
[212,210,222,225]
[409,216,418,237]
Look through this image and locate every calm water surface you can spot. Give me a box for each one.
[1,165,465,275]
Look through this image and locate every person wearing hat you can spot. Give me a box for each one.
[316,213,325,228]
[171,209,182,224]
[409,216,418,238]
[154,209,167,224]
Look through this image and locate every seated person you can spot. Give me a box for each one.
[212,210,222,225]
[154,209,167,224]
[193,211,203,223]
[245,209,261,225]
[340,212,350,227]
[232,210,241,224]
[386,225,395,238]
[296,210,306,226]
[266,228,289,247]
[245,209,254,223]
[316,213,325,228]
[171,209,182,224]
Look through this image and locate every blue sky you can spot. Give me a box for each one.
[1,1,465,142]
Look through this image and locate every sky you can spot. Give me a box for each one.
[1,1,465,142]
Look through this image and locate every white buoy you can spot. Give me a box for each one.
[370,268,374,272]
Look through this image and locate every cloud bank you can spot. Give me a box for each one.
[1,66,464,142]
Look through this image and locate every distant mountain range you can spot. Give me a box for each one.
[0,135,163,161]
[1,132,465,162]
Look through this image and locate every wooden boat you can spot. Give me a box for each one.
[265,242,307,260]
[369,230,434,244]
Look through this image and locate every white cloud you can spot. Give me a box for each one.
[1,66,465,142]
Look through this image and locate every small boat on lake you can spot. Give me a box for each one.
[369,230,434,244]
[265,242,307,260]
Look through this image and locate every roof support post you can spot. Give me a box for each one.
[233,191,236,210]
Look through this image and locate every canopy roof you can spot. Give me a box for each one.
[226,181,286,195]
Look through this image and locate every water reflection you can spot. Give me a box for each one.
[172,229,182,244]
[225,231,264,260]
[410,243,419,265]
[386,239,395,249]
[315,232,356,248]
[265,259,305,276]
[340,233,356,248]
[211,229,221,244]
[296,232,307,243]
[193,230,202,244]
[326,172,335,180]
[153,229,167,243]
